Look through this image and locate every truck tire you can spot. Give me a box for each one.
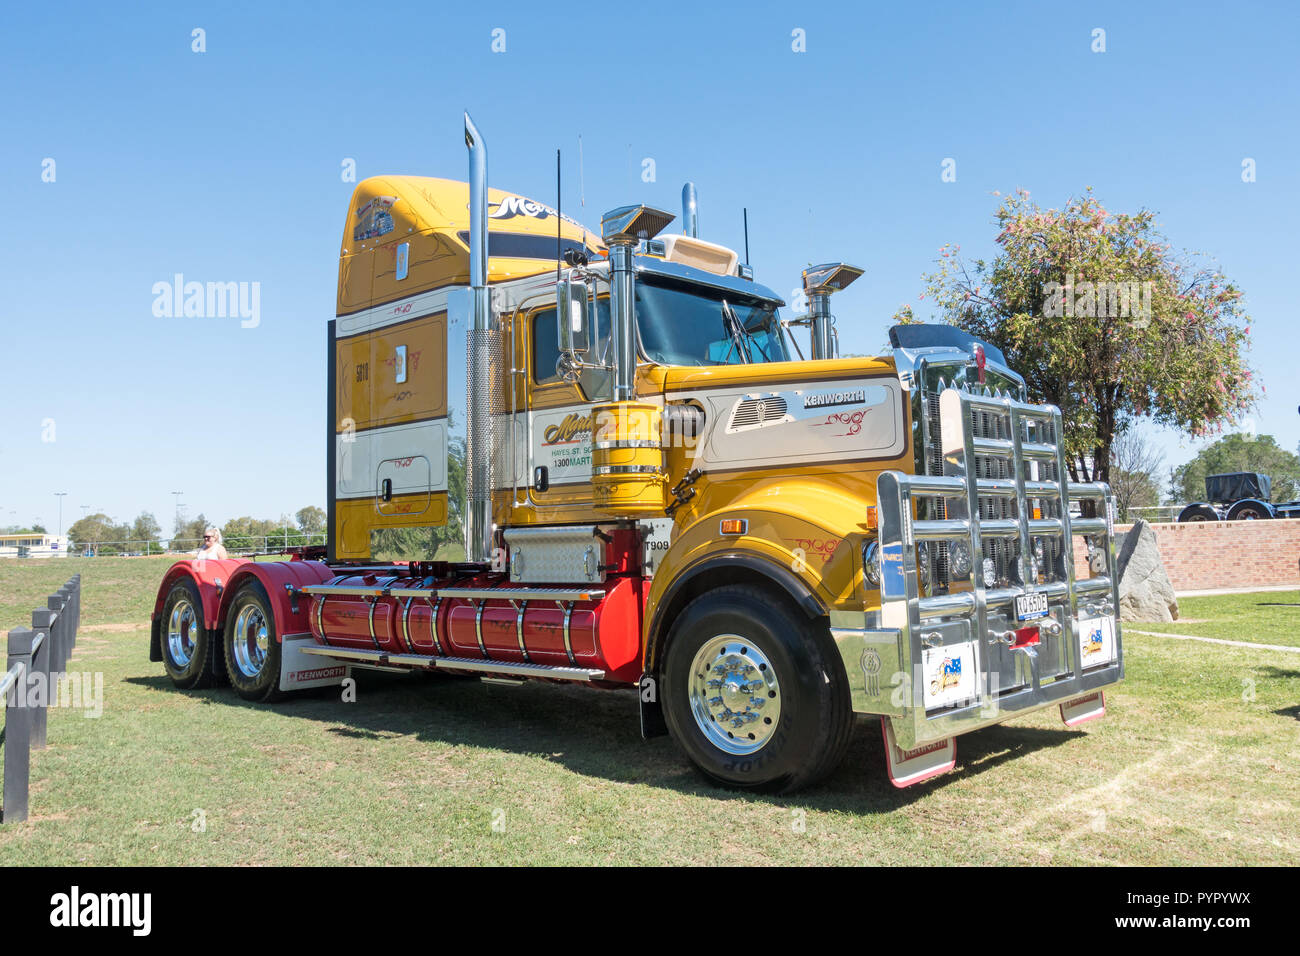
[1177,503,1218,523]
[1226,499,1272,521]
[660,584,853,793]
[160,579,221,689]
[223,581,284,703]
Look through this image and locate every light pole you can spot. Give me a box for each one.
[54,492,67,537]
[172,491,184,542]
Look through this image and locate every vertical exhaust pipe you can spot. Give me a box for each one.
[681,182,698,238]
[602,204,676,402]
[802,262,865,360]
[464,112,494,564]
[465,113,488,310]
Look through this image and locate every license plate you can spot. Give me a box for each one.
[1015,590,1049,621]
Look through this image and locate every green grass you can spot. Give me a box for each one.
[1133,590,1300,648]
[1,556,1297,864]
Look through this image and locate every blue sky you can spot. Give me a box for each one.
[1,0,1296,534]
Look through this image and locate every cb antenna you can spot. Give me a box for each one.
[556,148,562,282]
[578,134,587,252]
[743,207,750,263]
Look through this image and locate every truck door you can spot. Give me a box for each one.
[520,296,612,521]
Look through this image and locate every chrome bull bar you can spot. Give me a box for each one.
[831,387,1124,751]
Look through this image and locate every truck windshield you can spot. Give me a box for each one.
[636,278,789,366]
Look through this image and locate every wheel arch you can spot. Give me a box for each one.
[643,552,825,676]
[216,560,335,643]
[150,559,243,663]
[1177,502,1219,522]
[1226,498,1275,520]
[151,559,333,662]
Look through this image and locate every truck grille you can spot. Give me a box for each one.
[923,384,1065,589]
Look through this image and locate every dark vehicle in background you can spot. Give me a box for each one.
[1177,472,1300,521]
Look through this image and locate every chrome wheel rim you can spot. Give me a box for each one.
[231,604,270,678]
[688,634,781,755]
[167,598,199,667]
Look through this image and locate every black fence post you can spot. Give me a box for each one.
[46,594,61,676]
[30,608,52,750]
[52,589,68,674]
[72,575,81,647]
[60,585,71,664]
[3,627,35,823]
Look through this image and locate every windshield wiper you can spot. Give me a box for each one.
[720,299,755,364]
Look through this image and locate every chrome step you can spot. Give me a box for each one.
[300,584,602,602]
[434,586,601,602]
[299,644,606,681]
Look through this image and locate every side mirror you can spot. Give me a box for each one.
[556,277,591,355]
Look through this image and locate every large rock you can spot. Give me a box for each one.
[1114,518,1179,622]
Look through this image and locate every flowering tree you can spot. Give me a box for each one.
[898,189,1257,484]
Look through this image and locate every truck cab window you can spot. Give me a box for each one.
[531,297,613,398]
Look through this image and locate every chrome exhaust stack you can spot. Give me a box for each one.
[802,262,864,360]
[600,204,675,401]
[681,182,699,238]
[464,112,495,564]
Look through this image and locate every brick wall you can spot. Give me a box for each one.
[1071,520,1300,592]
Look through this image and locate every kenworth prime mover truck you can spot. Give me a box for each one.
[150,114,1123,792]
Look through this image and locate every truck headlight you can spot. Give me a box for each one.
[948,539,971,579]
[862,540,881,588]
[917,542,931,591]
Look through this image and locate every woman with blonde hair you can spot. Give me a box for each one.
[195,526,229,560]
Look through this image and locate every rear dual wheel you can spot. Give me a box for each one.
[661,584,853,793]
[223,581,284,703]
[161,579,221,689]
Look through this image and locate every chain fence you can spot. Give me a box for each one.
[42,534,326,558]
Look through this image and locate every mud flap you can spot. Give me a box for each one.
[881,719,955,788]
[279,633,351,692]
[1060,691,1106,727]
[638,672,668,739]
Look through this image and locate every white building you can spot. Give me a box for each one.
[0,533,71,558]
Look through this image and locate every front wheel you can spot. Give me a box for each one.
[223,581,284,703]
[660,584,853,793]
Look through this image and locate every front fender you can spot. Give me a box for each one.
[644,477,872,669]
